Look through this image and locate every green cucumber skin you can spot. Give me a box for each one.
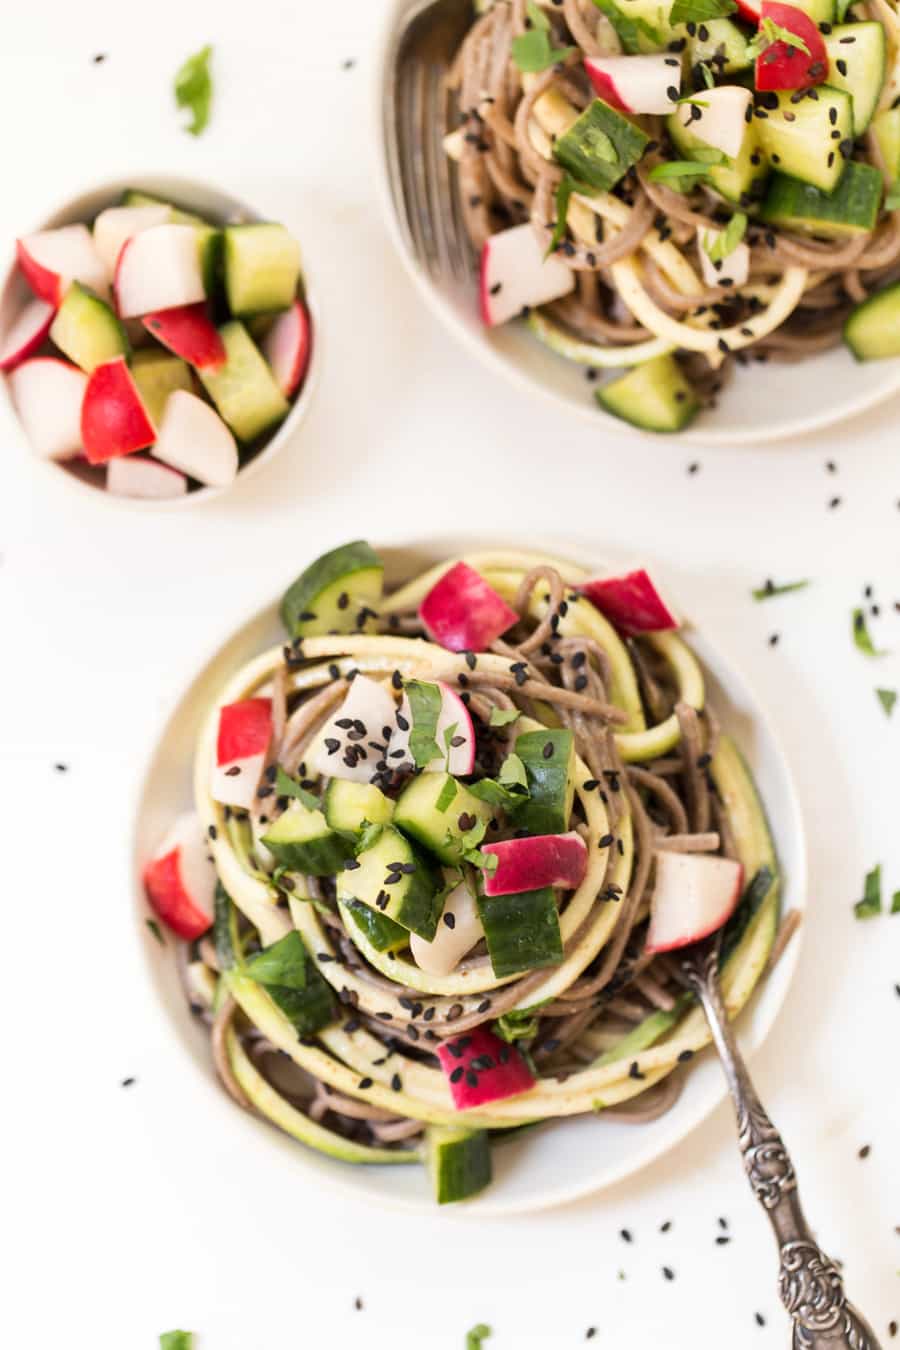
[595,994,692,1066]
[340,825,443,941]
[262,977,336,1036]
[597,354,699,433]
[280,541,384,639]
[689,18,750,75]
[197,321,289,443]
[512,729,575,835]
[343,899,409,952]
[554,99,649,192]
[49,282,129,373]
[844,281,900,361]
[213,882,240,972]
[262,831,354,876]
[425,1126,492,1204]
[324,780,394,838]
[393,772,495,864]
[760,163,883,240]
[477,886,563,979]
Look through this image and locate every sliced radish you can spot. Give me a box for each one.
[309,675,398,784]
[579,567,679,636]
[107,455,188,499]
[736,0,761,19]
[410,877,484,976]
[419,561,519,654]
[437,1027,535,1108]
[584,54,681,116]
[81,357,156,464]
[151,389,238,487]
[142,303,225,370]
[92,204,170,274]
[7,357,87,460]
[211,697,273,809]
[262,299,312,397]
[0,298,55,371]
[675,86,752,161]
[697,228,750,290]
[480,222,575,327]
[482,831,587,898]
[645,851,744,955]
[115,224,205,318]
[390,681,475,776]
[755,2,828,92]
[16,225,108,305]
[143,811,215,940]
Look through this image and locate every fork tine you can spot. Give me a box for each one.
[429,65,470,281]
[408,59,442,274]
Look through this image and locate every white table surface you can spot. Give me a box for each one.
[2,2,899,1346]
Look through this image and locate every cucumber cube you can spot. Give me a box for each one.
[512,729,575,835]
[325,780,395,838]
[597,354,699,433]
[280,541,384,639]
[554,100,649,193]
[131,349,192,426]
[477,886,563,978]
[197,320,289,442]
[224,223,302,316]
[261,799,355,875]
[49,282,129,373]
[338,825,442,941]
[425,1125,492,1204]
[760,163,883,240]
[393,772,496,865]
[757,86,853,194]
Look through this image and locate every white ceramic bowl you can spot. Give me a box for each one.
[370,0,900,447]
[0,174,321,507]
[131,537,807,1215]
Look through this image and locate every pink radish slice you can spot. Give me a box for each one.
[211,697,273,810]
[114,224,206,318]
[262,299,312,397]
[482,831,587,897]
[92,204,170,274]
[81,357,156,464]
[309,674,398,784]
[16,225,108,305]
[390,680,475,776]
[0,298,55,371]
[143,811,215,939]
[142,303,225,370]
[151,389,238,487]
[674,86,752,161]
[645,851,744,955]
[480,223,575,327]
[584,55,680,115]
[106,456,188,499]
[419,561,518,653]
[409,878,483,975]
[736,0,762,19]
[580,568,679,635]
[437,1027,535,1108]
[7,357,87,460]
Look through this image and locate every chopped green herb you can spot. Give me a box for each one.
[443,720,460,770]
[494,1008,541,1042]
[145,917,165,945]
[461,817,488,852]
[835,0,855,20]
[752,578,810,601]
[705,211,747,263]
[466,1324,492,1350]
[489,707,521,728]
[852,607,888,658]
[499,752,528,789]
[854,863,882,919]
[892,891,900,915]
[747,18,811,62]
[526,0,549,27]
[275,767,320,810]
[173,44,213,136]
[460,818,499,871]
[160,1334,194,1350]
[512,6,575,73]
[649,154,726,182]
[547,174,587,258]
[357,821,385,853]
[885,185,900,211]
[669,0,736,23]
[406,679,443,766]
[591,0,661,54]
[698,61,716,89]
[245,930,309,990]
[876,688,897,718]
[435,776,459,813]
[469,753,531,809]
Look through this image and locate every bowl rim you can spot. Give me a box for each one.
[368,0,900,448]
[0,171,321,509]
[128,536,809,1216]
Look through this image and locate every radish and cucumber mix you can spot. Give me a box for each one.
[143,542,784,1205]
[447,0,900,431]
[1,191,312,495]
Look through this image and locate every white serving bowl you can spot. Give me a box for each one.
[370,0,900,447]
[0,174,321,507]
[131,537,807,1215]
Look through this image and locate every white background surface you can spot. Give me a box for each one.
[1,2,898,1347]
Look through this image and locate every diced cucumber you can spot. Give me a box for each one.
[823,23,886,135]
[597,354,699,433]
[324,780,394,838]
[843,281,900,360]
[130,349,193,426]
[120,188,211,227]
[342,898,409,952]
[760,162,883,239]
[689,18,751,76]
[49,282,129,373]
[261,799,355,875]
[337,825,443,940]
[756,86,853,193]
[597,0,674,50]
[554,100,650,193]
[791,0,835,20]
[594,992,693,1065]
[425,1125,492,1204]
[244,931,336,1035]
[280,541,384,639]
[223,224,302,316]
[667,111,767,206]
[393,772,495,865]
[197,320,289,441]
[873,106,900,184]
[477,886,563,978]
[512,729,575,835]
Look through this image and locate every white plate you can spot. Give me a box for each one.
[131,538,807,1215]
[370,0,900,448]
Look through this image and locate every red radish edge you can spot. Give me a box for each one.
[755,1,828,91]
[0,298,55,370]
[736,0,761,19]
[262,300,312,397]
[80,358,156,465]
[217,698,273,764]
[579,568,678,636]
[436,1027,535,1108]
[584,63,629,112]
[419,561,519,653]
[645,852,744,955]
[143,815,215,940]
[482,832,588,897]
[141,304,225,370]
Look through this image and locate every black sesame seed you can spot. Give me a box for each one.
[620,1228,633,1243]
[358,1076,373,1089]
[444,912,456,929]
[662,1266,675,1281]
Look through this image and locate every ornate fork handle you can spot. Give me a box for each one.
[683,946,881,1349]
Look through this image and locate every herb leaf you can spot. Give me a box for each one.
[876,687,897,718]
[245,931,309,990]
[511,14,576,74]
[885,185,900,211]
[526,0,549,28]
[489,707,521,728]
[145,917,165,945]
[649,155,725,182]
[495,1008,540,1042]
[670,0,736,22]
[275,766,320,811]
[892,890,900,915]
[752,578,810,601]
[747,18,811,62]
[698,61,716,89]
[160,1332,194,1350]
[852,607,888,658]
[591,0,661,54]
[405,679,443,766]
[357,821,385,853]
[854,863,882,919]
[174,44,213,136]
[466,1326,492,1350]
[705,211,748,263]
[835,0,855,17]
[435,776,459,813]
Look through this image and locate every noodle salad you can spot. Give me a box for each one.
[143,544,784,1204]
[444,0,900,432]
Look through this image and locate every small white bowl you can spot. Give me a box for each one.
[0,174,321,507]
[370,0,900,447]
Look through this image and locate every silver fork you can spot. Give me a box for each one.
[681,938,881,1349]
[383,0,477,281]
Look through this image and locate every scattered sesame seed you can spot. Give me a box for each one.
[858,1143,871,1159]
